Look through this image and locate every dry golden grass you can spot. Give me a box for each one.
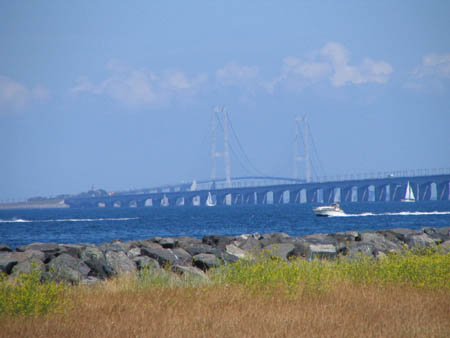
[1,281,449,338]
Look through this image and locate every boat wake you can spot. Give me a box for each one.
[330,211,450,217]
[0,217,139,223]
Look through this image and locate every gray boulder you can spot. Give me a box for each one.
[16,242,63,262]
[307,244,337,261]
[172,248,192,265]
[133,256,159,270]
[127,247,141,259]
[405,234,435,248]
[105,251,136,274]
[159,237,177,249]
[0,244,13,252]
[184,244,220,256]
[80,246,112,279]
[0,252,19,274]
[141,247,178,267]
[193,253,221,271]
[11,258,45,278]
[202,235,233,250]
[263,243,296,260]
[172,265,208,280]
[359,232,402,253]
[259,233,292,247]
[47,253,90,284]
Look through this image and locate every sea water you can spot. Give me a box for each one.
[0,201,449,249]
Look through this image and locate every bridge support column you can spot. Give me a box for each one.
[390,184,402,201]
[244,192,255,204]
[375,185,387,202]
[289,190,301,203]
[341,187,352,202]
[437,182,449,200]
[323,188,334,204]
[136,200,146,208]
[257,192,267,205]
[419,183,432,201]
[357,186,369,202]
[273,191,284,204]
[306,189,317,203]
[152,198,162,207]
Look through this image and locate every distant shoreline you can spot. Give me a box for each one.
[0,199,69,210]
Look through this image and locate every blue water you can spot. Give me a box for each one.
[1,202,449,249]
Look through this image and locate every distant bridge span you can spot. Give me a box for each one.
[65,172,450,208]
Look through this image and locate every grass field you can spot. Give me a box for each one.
[1,248,449,337]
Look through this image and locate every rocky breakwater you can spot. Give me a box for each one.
[1,226,449,284]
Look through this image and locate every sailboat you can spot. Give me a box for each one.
[401,181,415,202]
[206,192,216,207]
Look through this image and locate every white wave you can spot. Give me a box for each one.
[0,217,139,223]
[330,211,450,217]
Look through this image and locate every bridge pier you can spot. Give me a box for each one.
[323,188,334,204]
[273,191,284,204]
[306,189,318,203]
[375,185,387,202]
[244,192,255,204]
[257,192,267,204]
[437,182,449,200]
[419,183,432,201]
[341,187,352,202]
[357,186,369,202]
[288,189,301,203]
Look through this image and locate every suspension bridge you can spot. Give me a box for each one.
[65,108,450,208]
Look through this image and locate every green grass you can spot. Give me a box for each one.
[209,247,450,295]
[0,268,69,316]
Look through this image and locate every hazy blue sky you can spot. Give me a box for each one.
[1,1,449,200]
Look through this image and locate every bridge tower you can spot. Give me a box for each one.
[211,106,232,190]
[293,115,311,183]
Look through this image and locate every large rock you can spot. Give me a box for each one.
[0,252,19,274]
[263,243,296,260]
[80,246,112,279]
[359,232,402,253]
[11,258,45,278]
[172,265,208,280]
[176,236,202,250]
[171,248,192,265]
[202,235,233,250]
[159,237,177,249]
[47,253,90,284]
[184,244,220,256]
[234,234,262,252]
[98,240,127,253]
[225,244,253,260]
[133,256,159,270]
[193,253,221,271]
[105,251,136,274]
[16,242,63,262]
[141,247,178,267]
[259,233,291,247]
[307,244,337,261]
[61,244,85,259]
[0,244,13,252]
[405,234,435,248]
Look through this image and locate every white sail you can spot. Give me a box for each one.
[206,192,216,207]
[402,181,415,202]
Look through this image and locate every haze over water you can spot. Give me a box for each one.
[1,201,449,249]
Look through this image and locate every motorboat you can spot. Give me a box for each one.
[401,181,415,203]
[313,203,345,217]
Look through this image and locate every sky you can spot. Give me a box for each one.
[1,1,450,201]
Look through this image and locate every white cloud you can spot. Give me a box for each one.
[321,42,393,87]
[412,53,450,79]
[0,76,49,111]
[72,65,208,107]
[216,62,259,86]
[268,42,393,92]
